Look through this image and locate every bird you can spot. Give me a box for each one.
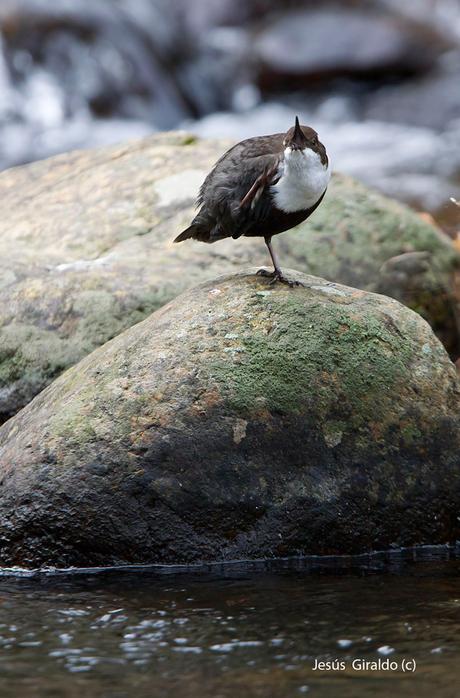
[174,116,330,286]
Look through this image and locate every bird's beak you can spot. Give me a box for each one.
[291,115,305,150]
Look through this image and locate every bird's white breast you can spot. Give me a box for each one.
[271,147,331,213]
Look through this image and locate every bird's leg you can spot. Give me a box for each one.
[257,236,302,287]
[256,236,279,277]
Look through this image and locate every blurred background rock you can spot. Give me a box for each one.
[0,0,459,235]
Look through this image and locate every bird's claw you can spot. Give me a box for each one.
[256,268,303,287]
[271,274,303,288]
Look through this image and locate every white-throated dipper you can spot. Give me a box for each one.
[174,117,330,285]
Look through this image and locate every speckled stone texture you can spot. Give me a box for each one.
[0,132,459,424]
[0,270,459,568]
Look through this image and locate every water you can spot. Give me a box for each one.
[0,548,459,697]
[1,0,460,234]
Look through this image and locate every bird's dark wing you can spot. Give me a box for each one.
[197,133,284,206]
[239,158,281,209]
[194,134,285,241]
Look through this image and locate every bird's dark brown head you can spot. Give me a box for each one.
[284,116,327,164]
[284,116,319,151]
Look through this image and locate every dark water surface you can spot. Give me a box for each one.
[0,548,459,697]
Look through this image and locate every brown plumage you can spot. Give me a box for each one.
[174,117,329,285]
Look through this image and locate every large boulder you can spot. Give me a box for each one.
[0,271,459,568]
[253,6,450,91]
[283,173,460,358]
[1,133,459,424]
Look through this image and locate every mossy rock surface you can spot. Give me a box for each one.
[0,270,459,568]
[289,176,460,358]
[1,132,459,423]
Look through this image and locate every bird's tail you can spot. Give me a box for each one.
[174,224,212,243]
[173,225,197,243]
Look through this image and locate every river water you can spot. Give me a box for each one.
[0,548,459,697]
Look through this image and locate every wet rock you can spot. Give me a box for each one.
[1,133,459,424]
[380,0,460,43]
[365,69,460,131]
[253,7,450,91]
[0,270,459,568]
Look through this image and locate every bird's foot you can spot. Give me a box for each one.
[256,268,303,287]
[272,273,303,288]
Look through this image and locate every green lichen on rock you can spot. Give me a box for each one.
[282,175,460,354]
[0,270,459,568]
[212,291,415,419]
[208,276,454,461]
[0,134,459,423]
